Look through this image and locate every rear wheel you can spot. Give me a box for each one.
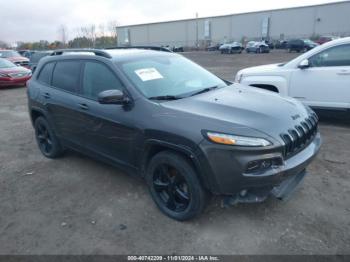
[34,117,64,158]
[146,151,209,221]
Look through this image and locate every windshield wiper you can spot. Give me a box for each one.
[187,85,219,97]
[148,95,181,101]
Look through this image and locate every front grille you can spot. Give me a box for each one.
[14,61,29,66]
[280,113,318,158]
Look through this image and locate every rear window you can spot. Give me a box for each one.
[37,62,55,85]
[52,61,81,93]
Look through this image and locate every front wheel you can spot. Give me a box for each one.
[146,151,209,221]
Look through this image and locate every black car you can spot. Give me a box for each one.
[287,39,318,52]
[27,48,321,220]
[275,40,288,49]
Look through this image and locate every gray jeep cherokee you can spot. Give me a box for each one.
[27,48,321,220]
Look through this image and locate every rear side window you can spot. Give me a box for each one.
[37,62,55,85]
[82,61,123,100]
[52,61,81,93]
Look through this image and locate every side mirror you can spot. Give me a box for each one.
[98,90,129,105]
[298,59,310,69]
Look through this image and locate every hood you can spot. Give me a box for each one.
[0,66,31,75]
[160,85,311,140]
[6,56,29,63]
[239,63,284,75]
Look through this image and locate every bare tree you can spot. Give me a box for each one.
[98,23,105,38]
[107,20,119,38]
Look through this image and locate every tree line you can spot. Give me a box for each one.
[1,21,119,50]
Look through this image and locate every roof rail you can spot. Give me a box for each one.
[50,49,112,59]
[106,46,172,53]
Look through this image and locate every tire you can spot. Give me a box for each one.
[34,116,64,158]
[146,151,209,221]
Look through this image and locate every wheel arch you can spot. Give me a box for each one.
[140,140,210,190]
[30,107,48,125]
[241,75,288,95]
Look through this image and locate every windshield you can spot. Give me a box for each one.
[0,58,16,68]
[0,50,21,58]
[304,39,315,44]
[119,55,227,99]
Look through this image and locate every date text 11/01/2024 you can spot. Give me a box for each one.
[127,255,220,261]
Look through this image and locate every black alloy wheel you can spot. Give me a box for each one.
[146,151,208,221]
[153,164,190,212]
[34,117,64,158]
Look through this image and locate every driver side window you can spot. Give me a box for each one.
[309,44,350,67]
[82,61,124,100]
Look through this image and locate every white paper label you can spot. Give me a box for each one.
[135,68,163,82]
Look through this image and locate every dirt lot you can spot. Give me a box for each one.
[0,50,349,255]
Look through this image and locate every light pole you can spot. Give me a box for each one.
[196,12,199,49]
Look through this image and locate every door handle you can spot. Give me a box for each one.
[43,92,50,99]
[78,103,89,110]
[337,70,350,76]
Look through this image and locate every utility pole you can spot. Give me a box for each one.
[196,12,199,49]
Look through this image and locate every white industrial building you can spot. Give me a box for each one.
[116,1,350,48]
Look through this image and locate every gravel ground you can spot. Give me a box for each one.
[0,50,349,255]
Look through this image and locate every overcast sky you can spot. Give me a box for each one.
[0,0,345,43]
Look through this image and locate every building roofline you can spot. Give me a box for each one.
[117,0,349,28]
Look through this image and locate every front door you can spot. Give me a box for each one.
[289,44,350,110]
[76,60,138,166]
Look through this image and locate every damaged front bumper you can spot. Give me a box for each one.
[222,169,308,206]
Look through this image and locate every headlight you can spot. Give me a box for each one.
[206,132,272,147]
[0,73,9,77]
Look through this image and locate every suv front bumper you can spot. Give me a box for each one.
[197,132,321,198]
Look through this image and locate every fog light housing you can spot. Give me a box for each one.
[246,158,282,173]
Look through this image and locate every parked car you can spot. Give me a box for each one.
[287,39,306,52]
[28,51,52,72]
[0,50,30,68]
[18,50,36,59]
[172,46,184,52]
[235,37,350,111]
[265,41,274,49]
[288,39,319,52]
[27,48,321,221]
[206,43,222,51]
[219,42,243,54]
[0,58,32,87]
[315,36,339,45]
[245,41,270,53]
[275,40,288,49]
[303,39,319,51]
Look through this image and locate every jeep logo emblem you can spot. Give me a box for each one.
[291,114,300,120]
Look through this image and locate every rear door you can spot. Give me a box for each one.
[45,60,83,143]
[289,44,350,109]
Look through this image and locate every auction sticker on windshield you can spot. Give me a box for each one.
[135,68,163,81]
